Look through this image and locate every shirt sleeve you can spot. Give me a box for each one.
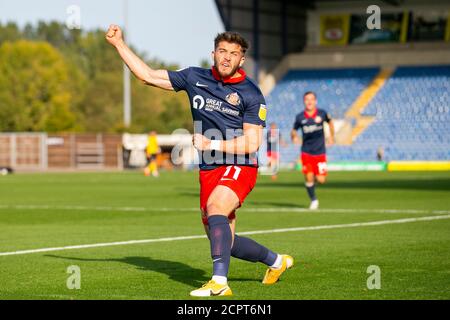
[167,67,191,92]
[323,110,332,122]
[243,93,266,127]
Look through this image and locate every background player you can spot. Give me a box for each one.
[291,91,335,210]
[144,131,160,177]
[266,122,287,180]
[106,25,293,297]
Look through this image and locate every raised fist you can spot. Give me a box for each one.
[105,24,123,47]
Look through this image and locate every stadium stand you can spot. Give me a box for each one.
[266,65,450,164]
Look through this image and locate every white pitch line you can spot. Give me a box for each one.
[0,204,449,215]
[0,214,449,257]
[0,204,150,212]
[242,208,450,215]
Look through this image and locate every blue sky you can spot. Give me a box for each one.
[0,0,224,67]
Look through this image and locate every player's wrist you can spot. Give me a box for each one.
[114,39,126,49]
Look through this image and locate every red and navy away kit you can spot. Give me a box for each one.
[293,108,331,175]
[169,66,266,170]
[168,66,279,284]
[168,66,267,224]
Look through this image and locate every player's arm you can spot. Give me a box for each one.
[193,123,262,155]
[325,111,335,145]
[291,117,302,144]
[291,129,301,144]
[105,24,173,90]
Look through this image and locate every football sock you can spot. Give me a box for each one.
[208,215,232,280]
[231,234,278,267]
[270,254,283,269]
[211,275,227,285]
[305,182,317,201]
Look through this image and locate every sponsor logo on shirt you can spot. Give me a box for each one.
[192,95,239,116]
[193,95,205,109]
[303,124,323,134]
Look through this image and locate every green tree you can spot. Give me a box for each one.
[200,58,211,69]
[0,21,196,133]
[78,71,123,132]
[0,40,79,132]
[0,22,21,43]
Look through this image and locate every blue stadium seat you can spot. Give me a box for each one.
[265,66,450,163]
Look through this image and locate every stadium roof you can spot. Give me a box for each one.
[213,0,405,79]
[214,0,308,79]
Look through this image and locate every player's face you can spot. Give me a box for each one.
[303,94,317,112]
[212,41,245,78]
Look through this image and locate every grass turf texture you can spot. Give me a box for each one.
[0,170,449,300]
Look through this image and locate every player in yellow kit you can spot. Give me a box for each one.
[144,131,160,177]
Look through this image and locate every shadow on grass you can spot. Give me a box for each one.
[177,191,198,198]
[246,201,305,208]
[45,255,259,287]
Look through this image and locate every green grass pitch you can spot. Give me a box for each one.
[0,170,449,300]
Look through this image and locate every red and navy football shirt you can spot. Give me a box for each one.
[293,108,331,155]
[168,66,266,170]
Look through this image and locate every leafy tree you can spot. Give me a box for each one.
[200,58,211,69]
[0,22,21,43]
[0,40,79,132]
[0,21,195,133]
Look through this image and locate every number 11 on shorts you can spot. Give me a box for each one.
[224,165,241,180]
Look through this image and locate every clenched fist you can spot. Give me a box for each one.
[193,134,211,151]
[105,24,124,47]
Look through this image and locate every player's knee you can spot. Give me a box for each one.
[305,173,315,183]
[205,202,228,216]
[316,176,326,184]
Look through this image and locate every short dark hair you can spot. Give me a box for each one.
[214,32,249,54]
[303,91,316,98]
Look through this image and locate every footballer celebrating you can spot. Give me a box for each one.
[291,91,335,210]
[106,26,293,297]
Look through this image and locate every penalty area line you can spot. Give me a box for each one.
[0,214,449,257]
